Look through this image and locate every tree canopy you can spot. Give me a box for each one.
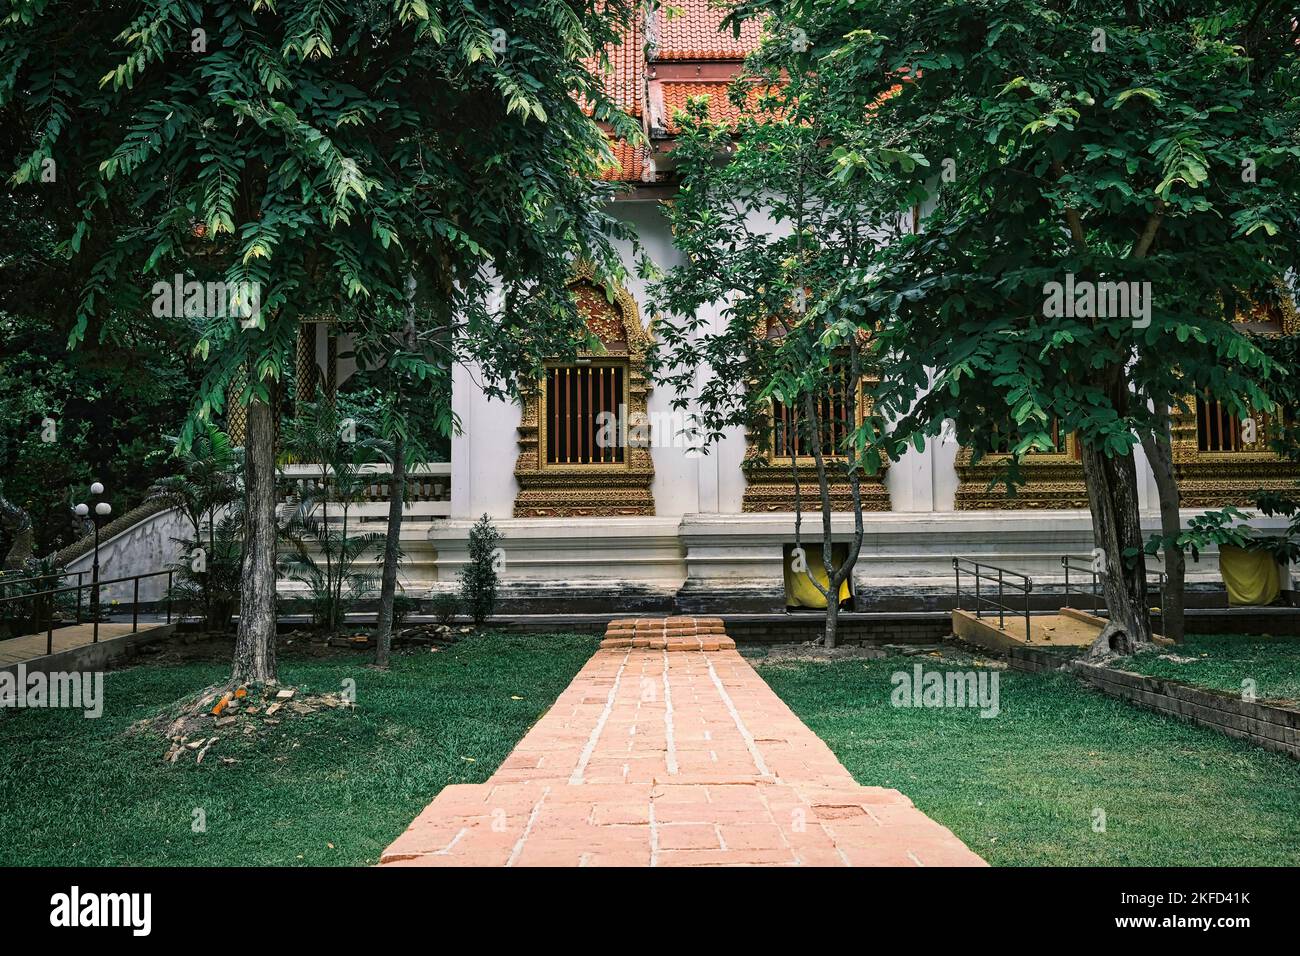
[2,0,645,438]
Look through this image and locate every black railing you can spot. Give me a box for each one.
[0,569,83,590]
[952,557,1033,639]
[0,569,173,657]
[1061,555,1167,625]
[1061,556,1103,616]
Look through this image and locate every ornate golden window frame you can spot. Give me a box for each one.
[740,322,890,512]
[1172,281,1300,506]
[954,426,1088,510]
[513,263,656,517]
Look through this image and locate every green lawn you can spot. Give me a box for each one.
[755,651,1300,866]
[1120,633,1300,704]
[0,632,597,866]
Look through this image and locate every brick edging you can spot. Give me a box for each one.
[1066,660,1300,759]
[600,616,736,652]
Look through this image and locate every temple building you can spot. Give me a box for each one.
[221,1,1299,614]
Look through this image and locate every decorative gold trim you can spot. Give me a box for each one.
[954,430,1088,510]
[513,266,655,517]
[1171,281,1300,505]
[1171,402,1299,507]
[741,375,891,513]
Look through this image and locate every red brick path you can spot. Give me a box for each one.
[380,618,986,867]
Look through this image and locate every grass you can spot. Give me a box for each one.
[1119,633,1300,704]
[0,632,598,866]
[754,650,1300,866]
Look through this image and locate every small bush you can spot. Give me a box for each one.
[392,593,419,629]
[429,592,459,626]
[458,514,501,626]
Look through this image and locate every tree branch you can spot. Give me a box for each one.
[1130,199,1167,260]
[1051,161,1087,248]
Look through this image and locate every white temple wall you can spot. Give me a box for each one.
[426,193,1241,612]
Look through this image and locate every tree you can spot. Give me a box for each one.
[737,0,1300,656]
[4,0,642,684]
[650,45,910,646]
[348,271,446,668]
[459,514,501,626]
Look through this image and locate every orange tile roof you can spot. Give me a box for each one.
[584,3,772,183]
[660,81,778,133]
[584,15,643,116]
[653,1,762,60]
[598,138,649,182]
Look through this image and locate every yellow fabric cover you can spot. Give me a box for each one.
[784,543,852,609]
[1218,545,1280,607]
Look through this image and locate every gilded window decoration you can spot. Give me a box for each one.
[513,265,655,517]
[1172,281,1300,506]
[741,321,890,513]
[954,418,1088,510]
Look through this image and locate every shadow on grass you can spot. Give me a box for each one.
[0,632,598,866]
[756,653,1300,866]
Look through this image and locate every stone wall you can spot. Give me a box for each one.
[1067,661,1300,759]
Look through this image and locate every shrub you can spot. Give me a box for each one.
[392,592,419,630]
[458,514,501,626]
[429,591,459,626]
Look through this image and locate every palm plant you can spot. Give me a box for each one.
[150,424,243,631]
[279,396,383,636]
[166,509,244,633]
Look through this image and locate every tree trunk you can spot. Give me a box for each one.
[1079,438,1154,658]
[804,393,840,649]
[374,434,405,669]
[824,588,839,647]
[232,398,278,685]
[1138,402,1185,642]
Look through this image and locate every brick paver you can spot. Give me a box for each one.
[0,622,164,666]
[380,618,986,867]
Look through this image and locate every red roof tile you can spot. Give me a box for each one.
[660,81,777,132]
[584,15,643,116]
[598,138,650,182]
[652,0,762,61]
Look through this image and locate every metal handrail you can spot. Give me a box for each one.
[0,569,84,590]
[952,557,1033,639]
[1061,556,1103,616]
[0,568,173,657]
[1061,555,1167,625]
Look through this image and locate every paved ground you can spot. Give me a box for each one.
[0,622,166,666]
[381,618,986,867]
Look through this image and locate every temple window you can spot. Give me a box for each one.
[769,365,858,460]
[954,415,1086,509]
[741,325,889,513]
[1195,397,1248,453]
[513,264,655,516]
[1171,279,1300,506]
[543,362,628,466]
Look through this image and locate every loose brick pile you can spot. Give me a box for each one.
[600,616,735,652]
[380,618,985,867]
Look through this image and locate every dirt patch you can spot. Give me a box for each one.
[761,643,889,663]
[755,641,1007,670]
[122,623,472,669]
[133,682,354,765]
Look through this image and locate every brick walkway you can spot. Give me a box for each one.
[380,618,986,867]
[0,622,164,666]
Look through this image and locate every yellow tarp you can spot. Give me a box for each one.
[784,543,853,609]
[1219,545,1280,607]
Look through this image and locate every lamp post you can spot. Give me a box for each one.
[74,481,111,643]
